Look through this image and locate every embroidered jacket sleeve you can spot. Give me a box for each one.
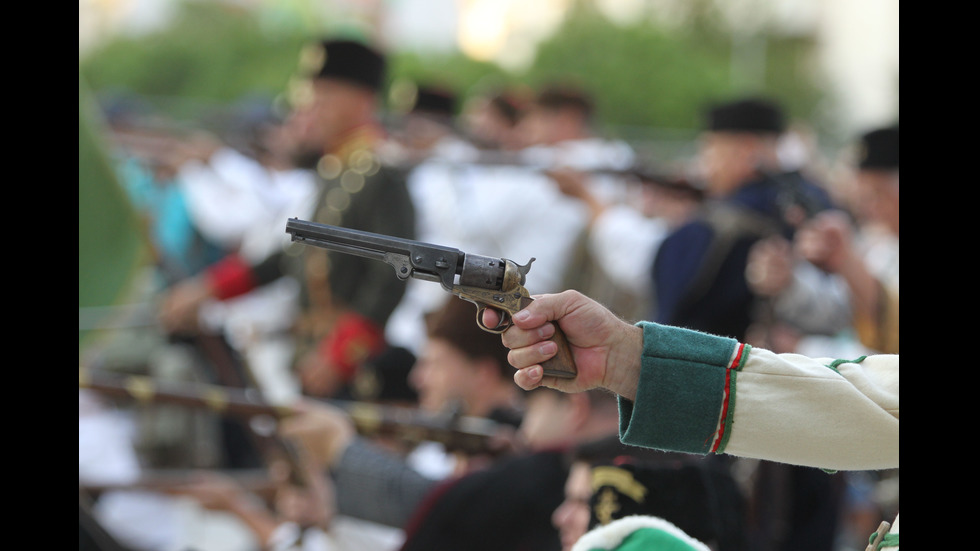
[618,321,899,472]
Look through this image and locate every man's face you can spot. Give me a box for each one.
[290,78,369,151]
[518,390,575,449]
[854,169,899,236]
[275,102,324,166]
[514,107,552,147]
[462,98,515,149]
[698,131,769,196]
[516,106,583,146]
[409,339,476,413]
[552,461,594,551]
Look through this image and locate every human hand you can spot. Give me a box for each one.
[167,471,251,513]
[296,348,345,398]
[275,479,334,532]
[745,235,795,296]
[482,290,643,399]
[278,399,356,471]
[795,210,856,274]
[547,169,590,200]
[157,277,213,334]
[272,450,336,531]
[546,169,605,221]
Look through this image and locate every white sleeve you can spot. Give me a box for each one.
[725,351,899,471]
[771,261,854,335]
[177,148,274,248]
[588,205,669,296]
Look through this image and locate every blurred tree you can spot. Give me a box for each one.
[527,0,824,134]
[80,0,311,119]
[79,0,825,144]
[386,50,518,114]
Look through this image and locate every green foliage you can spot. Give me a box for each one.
[761,34,827,130]
[385,50,519,112]
[80,1,311,115]
[531,15,730,131]
[79,0,824,138]
[527,2,823,134]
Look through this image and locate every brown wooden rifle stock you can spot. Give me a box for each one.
[79,366,509,457]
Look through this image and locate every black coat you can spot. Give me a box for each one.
[400,450,569,551]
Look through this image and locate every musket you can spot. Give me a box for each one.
[334,399,510,456]
[758,167,828,225]
[79,364,313,490]
[384,146,658,182]
[79,366,510,456]
[80,468,280,503]
[284,218,577,379]
[79,365,294,419]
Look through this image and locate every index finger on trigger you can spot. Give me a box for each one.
[481,307,503,330]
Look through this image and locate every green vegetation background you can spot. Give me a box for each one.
[79,0,833,160]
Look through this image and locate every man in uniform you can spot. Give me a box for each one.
[287,38,416,399]
[647,97,842,551]
[650,96,834,342]
[796,125,899,355]
[158,38,416,400]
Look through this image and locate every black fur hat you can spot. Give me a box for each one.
[704,97,786,134]
[303,39,386,92]
[858,126,899,170]
[412,86,457,117]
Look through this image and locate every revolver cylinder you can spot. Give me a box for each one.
[458,254,506,290]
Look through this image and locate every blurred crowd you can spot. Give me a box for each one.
[80,36,898,551]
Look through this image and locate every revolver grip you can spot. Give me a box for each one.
[472,297,578,379]
[519,296,577,379]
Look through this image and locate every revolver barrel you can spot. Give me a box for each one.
[286,217,462,291]
[285,218,528,293]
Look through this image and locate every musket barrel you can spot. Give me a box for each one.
[78,366,293,419]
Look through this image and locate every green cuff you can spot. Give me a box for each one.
[619,322,739,455]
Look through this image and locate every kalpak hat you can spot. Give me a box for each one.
[858,126,899,170]
[411,86,458,117]
[302,39,386,92]
[705,97,786,134]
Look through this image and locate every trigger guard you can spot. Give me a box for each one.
[476,306,511,334]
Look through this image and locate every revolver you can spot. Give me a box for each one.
[285,218,576,379]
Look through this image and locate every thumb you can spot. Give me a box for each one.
[512,292,574,329]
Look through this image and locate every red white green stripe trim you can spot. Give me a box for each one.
[710,343,749,454]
